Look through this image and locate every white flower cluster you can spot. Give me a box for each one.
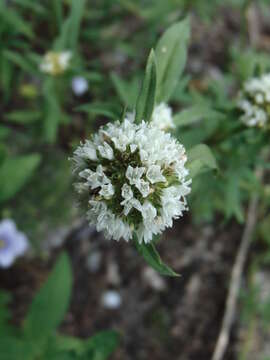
[237,73,270,127]
[127,103,175,131]
[40,50,72,75]
[71,117,191,244]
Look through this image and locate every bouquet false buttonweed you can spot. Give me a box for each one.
[237,73,270,127]
[70,19,217,275]
[0,219,29,268]
[71,117,191,244]
[40,50,72,75]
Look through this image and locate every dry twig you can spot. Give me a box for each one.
[211,170,262,360]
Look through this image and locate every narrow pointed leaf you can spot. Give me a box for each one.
[68,0,86,49]
[174,105,224,127]
[85,330,120,358]
[43,78,61,143]
[156,18,190,102]
[23,253,72,342]
[134,237,179,277]
[186,144,217,178]
[135,49,157,123]
[0,154,41,203]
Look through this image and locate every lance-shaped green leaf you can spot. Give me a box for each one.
[3,51,37,75]
[68,0,86,50]
[259,214,270,246]
[0,154,41,203]
[23,253,72,342]
[156,18,190,103]
[53,0,85,51]
[0,145,6,167]
[110,73,140,108]
[134,236,179,277]
[186,144,218,178]
[5,110,42,124]
[50,330,119,359]
[174,105,224,127]
[135,49,157,124]
[43,78,61,143]
[0,2,33,39]
[85,330,120,359]
[0,126,10,140]
[224,174,244,223]
[76,102,120,120]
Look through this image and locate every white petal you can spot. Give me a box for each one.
[146,165,166,184]
[99,183,115,199]
[98,142,114,160]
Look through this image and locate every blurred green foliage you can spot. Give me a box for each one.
[0,253,119,360]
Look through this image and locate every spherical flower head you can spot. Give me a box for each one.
[237,73,270,127]
[0,219,29,268]
[71,118,191,244]
[40,50,72,75]
[71,76,88,96]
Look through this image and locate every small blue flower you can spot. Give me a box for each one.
[71,76,88,96]
[0,219,29,268]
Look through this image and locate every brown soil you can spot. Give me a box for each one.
[0,217,243,360]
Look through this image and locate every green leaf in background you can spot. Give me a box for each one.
[1,56,14,102]
[52,335,84,354]
[110,73,140,108]
[50,0,63,31]
[0,154,41,203]
[0,126,10,140]
[224,175,244,223]
[5,110,42,124]
[174,105,224,127]
[0,337,30,360]
[68,0,86,50]
[23,253,72,342]
[48,330,119,359]
[76,102,120,120]
[44,353,74,360]
[53,0,85,50]
[54,17,72,50]
[0,2,33,38]
[85,330,120,360]
[134,236,179,277]
[3,51,37,75]
[259,214,270,246]
[155,18,190,103]
[43,78,61,143]
[12,0,46,16]
[186,144,218,178]
[231,47,270,81]
[135,49,157,123]
[0,291,28,360]
[0,291,14,337]
[0,145,7,166]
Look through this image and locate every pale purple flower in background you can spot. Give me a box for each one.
[101,290,122,309]
[71,76,88,96]
[0,219,29,268]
